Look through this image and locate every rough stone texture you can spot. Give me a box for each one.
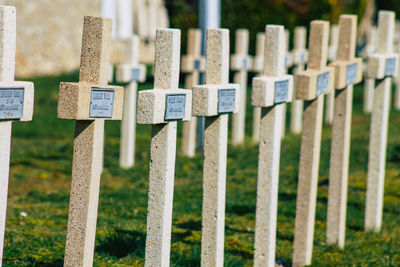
[293,20,331,267]
[182,29,203,158]
[142,28,187,267]
[62,16,121,267]
[232,29,250,146]
[252,25,292,267]
[252,75,293,107]
[199,29,235,267]
[365,10,396,232]
[291,26,307,134]
[367,53,399,79]
[252,32,265,142]
[0,0,100,77]
[117,35,146,169]
[327,15,360,248]
[0,6,34,263]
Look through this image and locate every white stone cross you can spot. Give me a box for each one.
[0,6,34,265]
[58,16,124,266]
[393,21,400,109]
[325,24,339,125]
[363,26,377,113]
[281,29,291,139]
[292,20,335,267]
[252,25,293,267]
[116,35,147,168]
[365,10,398,232]
[326,14,363,248]
[252,32,265,142]
[181,28,205,157]
[290,26,308,134]
[136,28,192,267]
[231,29,252,146]
[192,29,240,267]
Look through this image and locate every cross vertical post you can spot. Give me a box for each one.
[252,25,293,267]
[363,27,377,113]
[325,24,339,125]
[292,20,335,266]
[252,32,265,142]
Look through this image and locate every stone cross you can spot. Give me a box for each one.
[252,25,293,267]
[0,6,34,264]
[325,24,339,125]
[231,29,252,146]
[281,29,291,139]
[327,15,363,248]
[116,0,133,39]
[192,29,239,267]
[292,20,335,266]
[363,26,377,113]
[365,10,398,232]
[101,0,117,39]
[181,28,205,157]
[394,21,400,109]
[136,29,192,266]
[290,26,308,134]
[116,35,146,168]
[252,32,265,142]
[58,16,124,266]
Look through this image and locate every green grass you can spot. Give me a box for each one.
[3,71,400,266]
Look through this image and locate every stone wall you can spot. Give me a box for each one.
[0,0,101,77]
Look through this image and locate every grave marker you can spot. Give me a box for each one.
[58,16,124,266]
[231,29,252,146]
[364,27,377,113]
[136,29,192,266]
[290,26,308,134]
[181,28,205,157]
[252,25,293,267]
[365,11,398,232]
[0,6,34,264]
[116,35,146,168]
[192,29,239,267]
[292,20,335,266]
[325,25,339,125]
[327,15,362,248]
[280,30,291,138]
[394,21,400,109]
[252,32,265,142]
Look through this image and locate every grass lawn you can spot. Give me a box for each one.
[2,71,400,266]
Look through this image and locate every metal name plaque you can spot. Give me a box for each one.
[218,89,236,113]
[0,88,24,120]
[165,94,186,120]
[316,72,330,96]
[346,63,358,85]
[131,68,141,81]
[89,88,115,118]
[193,59,201,70]
[274,80,289,104]
[242,58,249,69]
[385,58,396,76]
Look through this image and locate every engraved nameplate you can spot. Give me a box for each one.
[346,63,358,85]
[131,68,141,81]
[0,88,24,120]
[193,59,201,70]
[165,94,186,120]
[385,58,396,76]
[316,72,330,96]
[242,58,249,69]
[89,88,115,118]
[274,80,289,104]
[218,89,236,113]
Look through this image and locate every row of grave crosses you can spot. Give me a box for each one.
[0,4,398,267]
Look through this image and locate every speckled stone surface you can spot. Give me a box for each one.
[181,28,203,158]
[365,10,397,232]
[290,26,307,134]
[252,25,290,267]
[231,29,250,146]
[197,29,233,267]
[252,32,265,142]
[292,20,332,267]
[61,16,122,267]
[0,5,35,264]
[327,15,360,249]
[142,28,185,267]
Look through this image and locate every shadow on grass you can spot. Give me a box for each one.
[96,229,146,258]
